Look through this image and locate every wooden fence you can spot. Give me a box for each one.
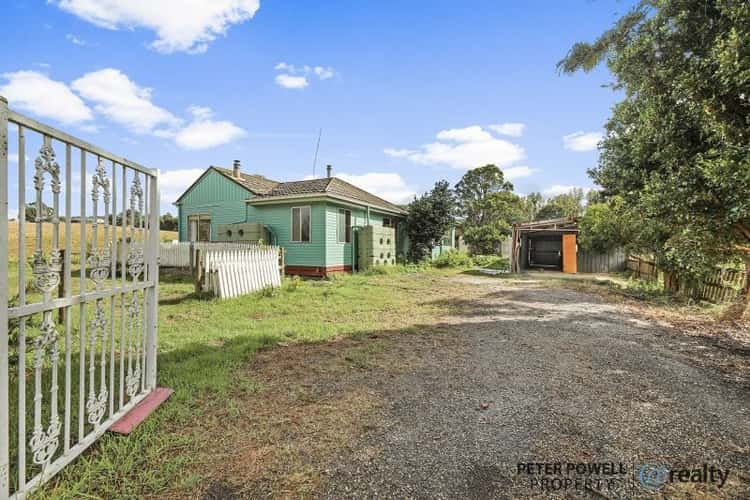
[145,242,263,268]
[197,247,282,299]
[578,247,627,273]
[626,255,747,303]
[626,255,659,280]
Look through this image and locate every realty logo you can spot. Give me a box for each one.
[638,464,669,491]
[637,463,731,492]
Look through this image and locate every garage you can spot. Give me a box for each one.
[510,218,578,273]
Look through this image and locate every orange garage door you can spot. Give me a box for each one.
[562,233,577,273]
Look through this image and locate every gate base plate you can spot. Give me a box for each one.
[109,387,174,435]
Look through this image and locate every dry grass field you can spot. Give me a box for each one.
[6,220,178,297]
[7,220,178,262]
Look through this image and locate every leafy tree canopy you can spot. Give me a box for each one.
[559,0,750,303]
[405,180,455,262]
[454,165,526,254]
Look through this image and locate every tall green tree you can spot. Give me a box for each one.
[454,164,514,217]
[534,189,586,221]
[521,192,544,221]
[578,196,632,253]
[405,180,455,262]
[560,0,750,312]
[462,191,525,254]
[455,165,522,253]
[160,212,178,231]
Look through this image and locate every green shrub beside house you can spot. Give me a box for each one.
[174,162,410,276]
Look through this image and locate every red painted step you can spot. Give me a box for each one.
[109,387,174,435]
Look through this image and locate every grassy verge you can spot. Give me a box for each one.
[35,267,470,498]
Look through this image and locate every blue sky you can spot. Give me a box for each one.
[1,0,636,214]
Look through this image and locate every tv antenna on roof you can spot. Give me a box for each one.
[312,127,322,178]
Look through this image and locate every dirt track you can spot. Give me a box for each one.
[318,275,750,499]
[200,274,750,499]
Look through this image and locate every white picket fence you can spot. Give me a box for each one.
[155,242,262,268]
[201,247,282,299]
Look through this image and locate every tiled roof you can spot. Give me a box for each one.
[175,166,407,214]
[258,177,407,214]
[213,166,279,194]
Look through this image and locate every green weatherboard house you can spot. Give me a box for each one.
[174,162,410,277]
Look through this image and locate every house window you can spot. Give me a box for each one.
[291,206,311,242]
[383,217,393,228]
[337,209,351,243]
[188,215,211,242]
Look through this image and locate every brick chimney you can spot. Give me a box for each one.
[233,159,241,178]
[326,164,332,178]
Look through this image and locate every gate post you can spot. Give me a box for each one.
[0,95,10,499]
[145,172,159,390]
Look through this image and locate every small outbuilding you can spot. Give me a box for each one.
[510,217,579,273]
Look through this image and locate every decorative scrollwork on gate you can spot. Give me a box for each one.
[30,314,61,465]
[86,299,109,425]
[29,416,61,466]
[87,158,112,286]
[29,138,63,467]
[127,247,145,280]
[32,142,62,294]
[127,173,145,280]
[33,144,61,212]
[32,249,62,294]
[125,292,143,398]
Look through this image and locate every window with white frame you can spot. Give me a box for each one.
[291,206,311,242]
[382,216,393,228]
[188,215,211,242]
[338,208,351,243]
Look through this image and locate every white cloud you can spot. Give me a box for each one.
[173,106,246,150]
[160,167,205,204]
[385,125,526,170]
[436,125,493,143]
[488,122,525,137]
[382,148,415,158]
[0,71,93,125]
[542,185,592,197]
[337,172,416,205]
[53,0,261,54]
[563,131,602,152]
[8,153,18,164]
[3,67,243,150]
[72,68,181,134]
[502,165,535,180]
[65,33,87,46]
[313,66,335,80]
[275,74,308,89]
[273,62,335,88]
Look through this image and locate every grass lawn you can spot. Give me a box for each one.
[34,267,470,498]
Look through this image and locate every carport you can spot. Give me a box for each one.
[510,217,578,273]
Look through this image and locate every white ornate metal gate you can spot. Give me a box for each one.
[0,96,160,498]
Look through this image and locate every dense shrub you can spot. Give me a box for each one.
[432,251,510,270]
[472,255,510,270]
[433,250,474,268]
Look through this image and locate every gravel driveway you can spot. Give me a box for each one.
[320,275,750,499]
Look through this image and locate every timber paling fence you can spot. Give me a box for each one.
[626,255,747,303]
[1,97,160,498]
[156,241,264,269]
[197,247,282,299]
